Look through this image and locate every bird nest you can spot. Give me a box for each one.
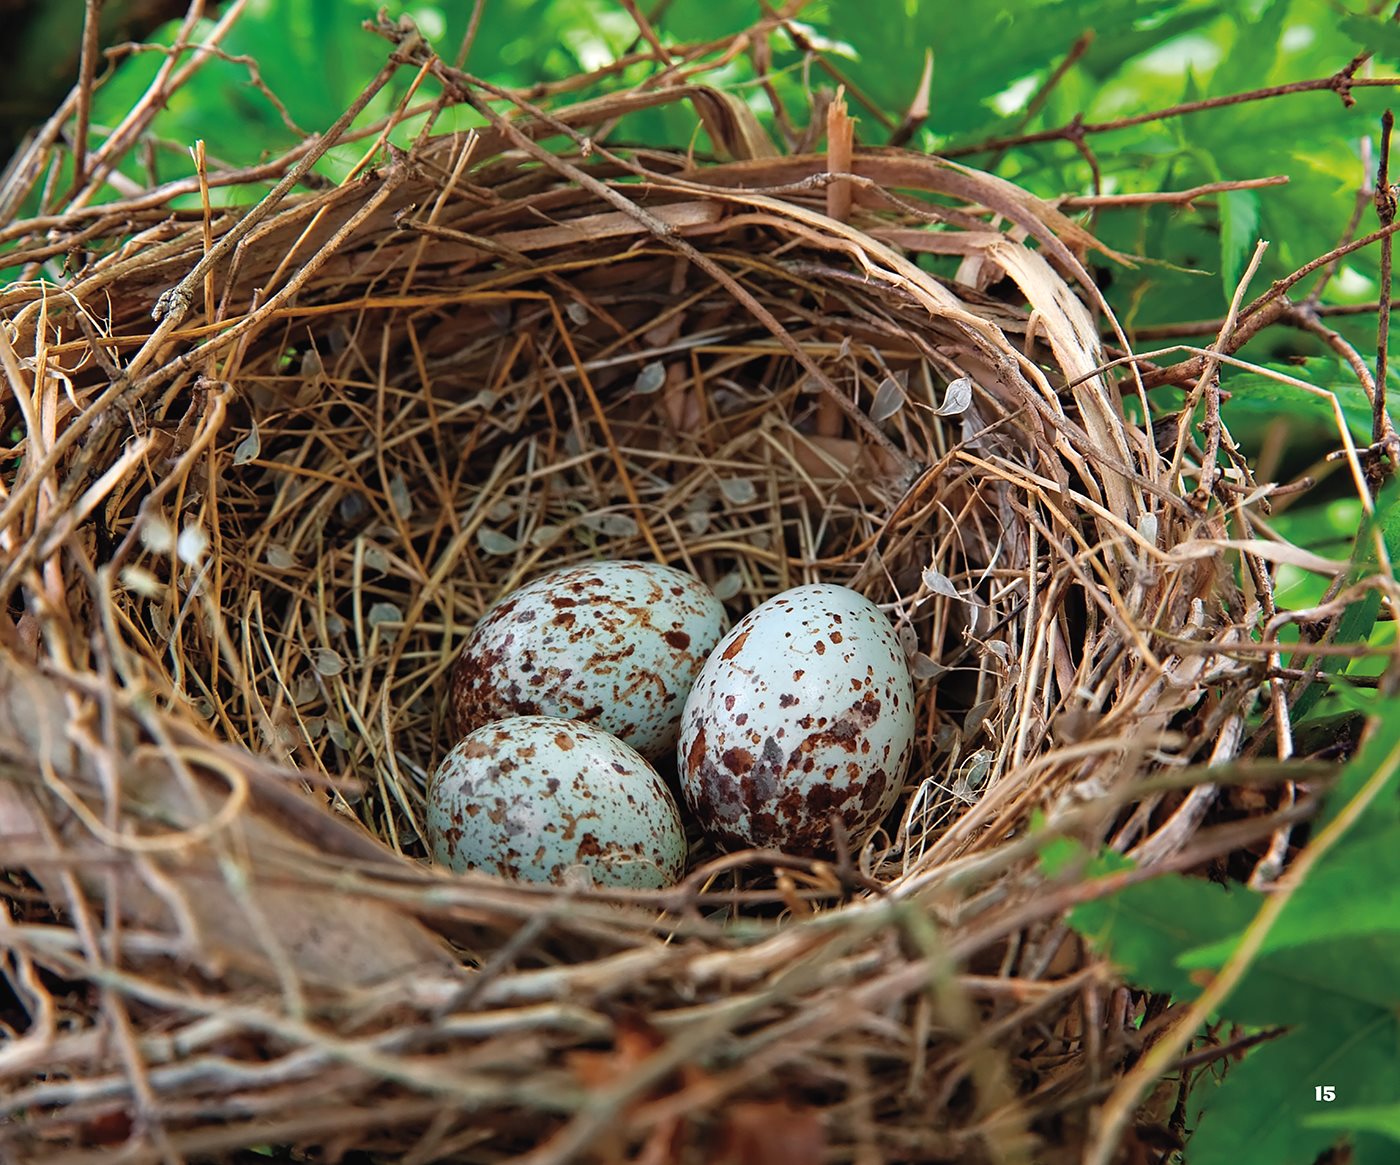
[0,18,1348,1165]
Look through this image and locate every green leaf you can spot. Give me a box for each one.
[1186,1011,1400,1165]
[1339,14,1400,61]
[1055,701,1400,1164]
[1257,829,1400,947]
[1065,866,1260,1003]
[1221,358,1375,442]
[1218,188,1261,302]
[1285,481,1400,725]
[1310,697,1400,841]
[1307,1102,1400,1142]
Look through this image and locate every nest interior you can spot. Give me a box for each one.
[0,36,1308,1165]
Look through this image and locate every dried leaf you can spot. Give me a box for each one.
[566,1012,666,1091]
[934,376,974,416]
[720,477,757,505]
[368,601,402,628]
[338,492,369,524]
[313,648,345,677]
[293,672,318,704]
[232,421,261,465]
[964,699,997,737]
[870,375,906,422]
[712,571,743,601]
[579,512,639,538]
[922,566,962,600]
[634,360,666,395]
[362,543,389,574]
[1169,539,1344,574]
[477,527,519,555]
[387,473,413,520]
[0,661,459,991]
[912,653,947,681]
[1138,512,1160,547]
[265,544,296,569]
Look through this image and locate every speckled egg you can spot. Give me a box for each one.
[677,584,915,856]
[448,560,727,759]
[426,716,688,888]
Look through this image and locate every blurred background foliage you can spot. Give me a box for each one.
[4,0,1398,708]
[10,1,1397,337]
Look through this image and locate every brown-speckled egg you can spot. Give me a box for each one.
[425,716,687,888]
[677,584,915,856]
[448,560,727,759]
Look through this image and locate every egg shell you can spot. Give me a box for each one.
[426,716,687,889]
[678,583,915,856]
[448,560,728,759]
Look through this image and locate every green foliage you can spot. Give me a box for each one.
[1045,702,1400,1164]
[1308,1102,1400,1142]
[1220,358,1376,443]
[1284,476,1400,722]
[1217,188,1260,301]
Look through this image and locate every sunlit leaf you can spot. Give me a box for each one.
[1218,188,1261,304]
[870,375,906,421]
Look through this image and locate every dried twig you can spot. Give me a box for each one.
[948,54,1392,158]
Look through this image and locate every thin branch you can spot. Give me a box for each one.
[1140,220,1400,389]
[947,54,1388,158]
[618,0,671,66]
[72,0,103,190]
[149,32,421,330]
[1285,303,1382,413]
[1306,149,1372,306]
[988,32,1094,170]
[778,18,895,131]
[1060,175,1288,210]
[1375,109,1395,453]
[1126,299,1400,341]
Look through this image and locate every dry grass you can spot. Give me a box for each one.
[0,10,1382,1164]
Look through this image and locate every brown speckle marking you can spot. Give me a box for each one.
[722,747,754,775]
[720,629,750,660]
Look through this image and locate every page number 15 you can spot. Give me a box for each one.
[1315,1086,1336,1102]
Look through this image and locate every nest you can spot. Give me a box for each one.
[0,17,1357,1164]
